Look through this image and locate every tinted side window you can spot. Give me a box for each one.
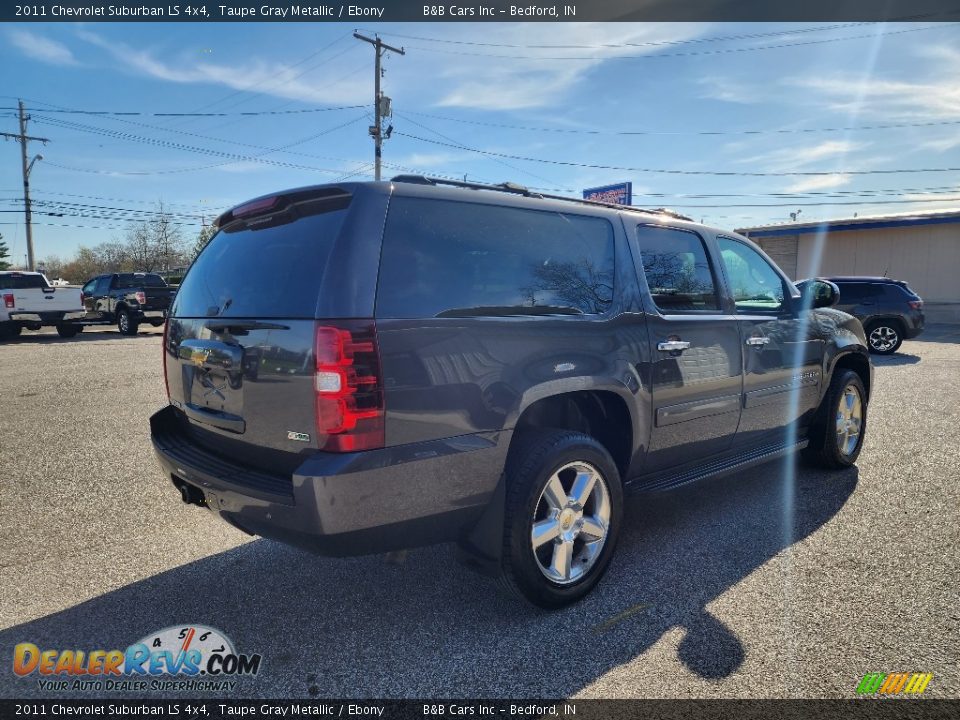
[836,283,872,302]
[82,280,96,295]
[377,198,615,318]
[717,236,785,312]
[94,277,112,295]
[636,225,720,313]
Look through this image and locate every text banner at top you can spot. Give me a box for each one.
[7,0,960,23]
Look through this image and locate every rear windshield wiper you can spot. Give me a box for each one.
[435,305,584,318]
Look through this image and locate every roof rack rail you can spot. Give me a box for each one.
[390,174,693,221]
[390,174,543,198]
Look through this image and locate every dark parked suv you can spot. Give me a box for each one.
[150,177,872,608]
[822,276,924,354]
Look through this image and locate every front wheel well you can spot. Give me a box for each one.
[832,352,871,401]
[513,390,632,479]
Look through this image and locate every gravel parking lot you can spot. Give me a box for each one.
[1,325,958,699]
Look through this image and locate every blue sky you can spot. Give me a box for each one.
[2,21,959,264]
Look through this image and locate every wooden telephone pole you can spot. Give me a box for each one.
[353,33,405,181]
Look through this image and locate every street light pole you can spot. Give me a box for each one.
[14,100,49,272]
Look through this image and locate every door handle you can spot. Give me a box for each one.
[746,336,770,346]
[657,340,691,352]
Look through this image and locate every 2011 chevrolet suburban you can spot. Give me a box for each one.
[150,176,872,608]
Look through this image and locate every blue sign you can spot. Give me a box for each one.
[583,182,632,206]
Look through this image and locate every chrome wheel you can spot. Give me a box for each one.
[530,461,611,585]
[835,384,863,457]
[869,325,898,352]
[119,313,129,333]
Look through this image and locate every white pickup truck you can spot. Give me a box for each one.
[0,271,85,339]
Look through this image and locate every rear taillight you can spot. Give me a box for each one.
[80,292,86,304]
[3,294,14,309]
[909,300,923,310]
[135,291,147,304]
[314,320,384,452]
[162,319,170,401]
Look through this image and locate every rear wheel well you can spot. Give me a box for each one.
[833,352,871,400]
[513,391,632,479]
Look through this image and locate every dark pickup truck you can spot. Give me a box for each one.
[81,272,176,335]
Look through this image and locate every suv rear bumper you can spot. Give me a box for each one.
[904,312,925,338]
[150,405,508,556]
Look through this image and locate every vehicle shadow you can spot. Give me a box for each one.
[6,330,162,344]
[871,353,921,366]
[906,325,960,345]
[0,461,857,699]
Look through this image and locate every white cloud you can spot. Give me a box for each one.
[784,174,852,193]
[75,30,366,105]
[739,140,866,171]
[786,44,960,121]
[430,23,709,111]
[698,76,758,104]
[9,30,78,66]
[919,134,960,152]
[213,161,269,174]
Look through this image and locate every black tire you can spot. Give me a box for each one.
[56,323,81,338]
[117,309,139,336]
[500,430,623,609]
[149,320,164,327]
[0,323,21,340]
[802,368,868,469]
[865,320,903,355]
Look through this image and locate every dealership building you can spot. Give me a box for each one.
[737,209,960,323]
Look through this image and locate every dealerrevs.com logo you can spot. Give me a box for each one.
[12,625,262,692]
[856,672,934,696]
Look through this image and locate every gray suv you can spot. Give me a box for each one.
[150,176,872,608]
[825,276,924,355]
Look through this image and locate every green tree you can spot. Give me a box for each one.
[193,224,216,260]
[0,238,11,270]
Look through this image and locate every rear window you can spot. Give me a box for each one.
[884,282,918,300]
[114,273,167,289]
[0,274,48,290]
[376,197,615,318]
[172,202,349,318]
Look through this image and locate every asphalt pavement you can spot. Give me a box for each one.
[1,325,957,699]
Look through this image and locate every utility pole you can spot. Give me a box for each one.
[353,33,404,181]
[2,100,49,271]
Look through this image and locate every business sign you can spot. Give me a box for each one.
[583,182,632,206]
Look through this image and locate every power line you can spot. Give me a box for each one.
[183,33,354,115]
[16,190,216,211]
[362,22,879,49]
[396,110,960,137]
[395,131,960,177]
[0,104,366,117]
[397,23,958,60]
[397,112,561,187]
[32,113,370,176]
[633,196,960,208]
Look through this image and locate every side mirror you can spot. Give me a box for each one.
[795,279,839,309]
